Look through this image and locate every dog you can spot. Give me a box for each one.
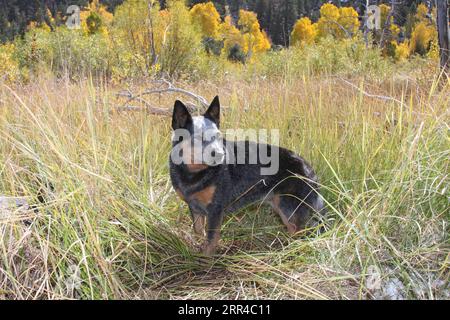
[169,96,325,255]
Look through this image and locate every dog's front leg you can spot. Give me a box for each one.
[189,207,206,236]
[202,211,223,256]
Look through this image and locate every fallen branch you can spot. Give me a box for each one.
[339,77,403,105]
[114,79,209,116]
[115,105,171,116]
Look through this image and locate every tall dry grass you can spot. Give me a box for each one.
[0,69,448,299]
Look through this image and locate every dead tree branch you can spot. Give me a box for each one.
[379,0,396,49]
[114,79,209,116]
[339,77,403,105]
[115,104,172,116]
[436,0,449,73]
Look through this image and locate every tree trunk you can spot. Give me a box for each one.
[436,0,449,71]
[363,0,370,48]
[147,0,158,67]
[379,0,395,50]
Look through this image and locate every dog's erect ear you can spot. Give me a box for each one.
[204,96,220,127]
[172,100,192,130]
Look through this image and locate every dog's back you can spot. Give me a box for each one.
[211,139,325,229]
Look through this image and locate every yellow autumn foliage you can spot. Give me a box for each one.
[390,23,400,39]
[409,4,437,56]
[317,3,341,38]
[159,0,203,76]
[27,21,51,33]
[190,2,221,39]
[46,8,56,28]
[379,4,391,24]
[238,9,270,56]
[218,15,244,55]
[317,4,359,39]
[410,22,437,56]
[0,0,439,83]
[337,7,359,37]
[392,41,409,61]
[291,17,317,46]
[112,0,169,78]
[427,39,440,60]
[379,4,400,41]
[0,43,20,82]
[415,3,429,22]
[80,0,113,35]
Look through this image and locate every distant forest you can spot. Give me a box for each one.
[0,0,429,45]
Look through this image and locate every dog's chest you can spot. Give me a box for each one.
[172,170,219,211]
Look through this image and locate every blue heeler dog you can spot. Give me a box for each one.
[169,96,325,255]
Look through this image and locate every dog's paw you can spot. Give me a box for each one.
[199,242,216,256]
[193,226,205,237]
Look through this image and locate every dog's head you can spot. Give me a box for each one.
[171,96,225,172]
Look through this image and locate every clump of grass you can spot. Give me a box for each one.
[0,69,448,299]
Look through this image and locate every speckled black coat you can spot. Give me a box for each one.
[169,97,325,255]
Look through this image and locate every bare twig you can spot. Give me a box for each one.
[149,79,209,107]
[322,17,354,39]
[379,1,396,49]
[339,77,403,105]
[115,105,171,116]
[114,79,209,116]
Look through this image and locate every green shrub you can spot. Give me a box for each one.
[227,44,246,64]
[15,25,112,79]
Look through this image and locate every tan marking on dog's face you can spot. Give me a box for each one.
[186,163,209,172]
[271,195,297,234]
[191,185,216,206]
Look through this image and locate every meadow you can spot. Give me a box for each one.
[0,0,449,300]
[0,50,448,299]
